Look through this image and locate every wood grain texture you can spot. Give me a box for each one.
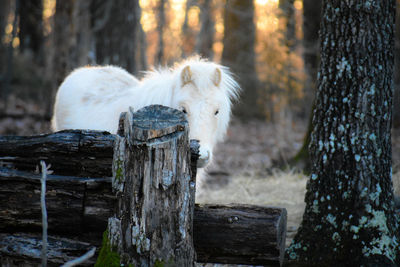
[108,105,196,266]
[0,167,115,245]
[0,233,95,266]
[194,204,286,266]
[0,167,286,265]
[0,130,115,177]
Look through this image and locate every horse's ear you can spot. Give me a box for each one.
[212,68,221,87]
[181,66,192,86]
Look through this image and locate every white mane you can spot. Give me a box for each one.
[138,57,240,142]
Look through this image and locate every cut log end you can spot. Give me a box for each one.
[194,204,287,266]
[127,105,188,142]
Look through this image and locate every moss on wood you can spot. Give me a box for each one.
[95,231,121,267]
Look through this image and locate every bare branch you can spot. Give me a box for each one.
[60,247,96,267]
[40,160,48,267]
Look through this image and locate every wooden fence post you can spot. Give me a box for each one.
[98,105,196,266]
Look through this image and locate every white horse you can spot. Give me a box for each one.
[52,57,240,171]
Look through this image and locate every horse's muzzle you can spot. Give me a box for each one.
[197,149,210,168]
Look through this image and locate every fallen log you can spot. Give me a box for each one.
[0,233,95,266]
[0,130,115,177]
[194,204,287,266]
[0,130,200,178]
[0,167,114,245]
[0,167,287,265]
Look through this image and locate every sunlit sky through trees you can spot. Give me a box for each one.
[4,0,301,60]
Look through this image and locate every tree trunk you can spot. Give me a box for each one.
[286,1,400,266]
[136,11,148,72]
[181,0,194,58]
[52,0,74,89]
[104,105,196,266]
[51,1,92,114]
[195,0,214,59]
[289,0,322,171]
[92,0,139,74]
[154,0,166,65]
[393,0,400,128]
[18,0,44,64]
[222,0,260,118]
[0,0,11,77]
[279,0,296,50]
[302,0,321,102]
[1,0,18,111]
[278,0,298,117]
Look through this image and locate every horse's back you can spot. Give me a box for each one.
[52,66,139,133]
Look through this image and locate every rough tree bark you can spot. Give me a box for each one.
[393,0,400,128]
[103,105,196,266]
[222,0,260,118]
[0,130,115,178]
[286,1,400,266]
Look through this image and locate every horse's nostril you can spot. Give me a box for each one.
[199,150,210,160]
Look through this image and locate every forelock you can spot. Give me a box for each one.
[175,57,241,101]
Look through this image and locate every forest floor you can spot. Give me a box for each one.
[1,99,400,264]
[197,117,400,248]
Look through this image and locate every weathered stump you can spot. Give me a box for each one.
[102,105,196,266]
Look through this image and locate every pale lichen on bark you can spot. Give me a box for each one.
[286,0,400,265]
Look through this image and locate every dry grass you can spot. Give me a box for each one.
[198,116,400,250]
[197,169,308,246]
[393,171,400,196]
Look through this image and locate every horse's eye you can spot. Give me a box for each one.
[214,110,219,115]
[182,107,187,114]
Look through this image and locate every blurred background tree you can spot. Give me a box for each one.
[222,0,259,118]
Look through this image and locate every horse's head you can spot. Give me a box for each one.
[174,60,239,168]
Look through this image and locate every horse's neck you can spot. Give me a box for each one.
[132,73,177,108]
